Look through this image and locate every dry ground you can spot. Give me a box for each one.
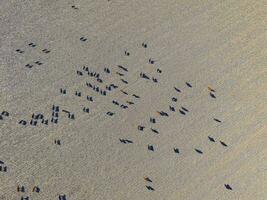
[0,0,266,199]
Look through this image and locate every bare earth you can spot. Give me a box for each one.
[0,0,267,199]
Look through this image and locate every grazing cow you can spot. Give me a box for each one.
[179,109,186,115]
[28,42,36,47]
[19,120,27,125]
[186,82,192,88]
[116,72,124,76]
[195,149,203,154]
[151,128,159,134]
[146,186,154,191]
[132,94,140,98]
[172,97,177,102]
[87,96,93,102]
[174,148,180,154]
[121,79,128,84]
[157,68,162,73]
[208,136,215,142]
[80,37,87,41]
[181,107,189,112]
[157,111,168,117]
[83,107,90,113]
[148,145,154,151]
[112,100,119,105]
[104,67,110,73]
[60,88,66,94]
[32,186,40,193]
[1,111,9,116]
[106,112,114,116]
[120,90,128,95]
[224,184,232,190]
[59,194,67,200]
[140,72,150,79]
[220,141,228,147]
[126,101,134,105]
[152,77,158,83]
[148,58,155,64]
[42,49,50,53]
[208,86,215,92]
[117,65,128,72]
[214,118,222,123]
[144,177,152,182]
[77,70,83,76]
[210,92,216,98]
[75,91,81,97]
[41,119,48,125]
[169,106,175,112]
[54,140,61,145]
[174,87,181,93]
[150,118,156,123]
[138,125,145,131]
[142,43,147,48]
[17,186,25,192]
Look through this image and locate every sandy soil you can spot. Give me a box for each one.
[0,0,266,199]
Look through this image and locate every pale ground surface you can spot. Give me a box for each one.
[0,0,267,199]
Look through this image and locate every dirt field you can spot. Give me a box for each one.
[0,0,266,199]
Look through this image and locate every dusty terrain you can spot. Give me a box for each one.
[0,0,266,199]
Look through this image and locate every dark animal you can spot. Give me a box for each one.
[144,177,152,182]
[83,107,90,113]
[132,94,140,98]
[28,42,36,47]
[220,141,228,147]
[224,184,232,190]
[169,106,175,112]
[17,186,25,192]
[210,92,216,98]
[42,49,50,53]
[60,88,66,94]
[116,72,124,76]
[172,97,177,102]
[186,82,192,88]
[208,136,215,142]
[59,194,67,200]
[214,118,222,123]
[146,186,154,191]
[106,112,114,116]
[1,111,9,116]
[157,68,162,73]
[121,79,128,84]
[140,72,150,79]
[138,125,145,131]
[181,107,189,112]
[148,145,154,151]
[77,70,83,76]
[19,120,27,125]
[179,109,186,115]
[112,100,119,105]
[174,148,180,154]
[54,140,61,145]
[195,149,203,154]
[150,118,156,123]
[151,128,159,134]
[148,58,155,64]
[117,65,128,72]
[142,43,147,48]
[32,186,40,193]
[174,87,181,93]
[80,37,87,41]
